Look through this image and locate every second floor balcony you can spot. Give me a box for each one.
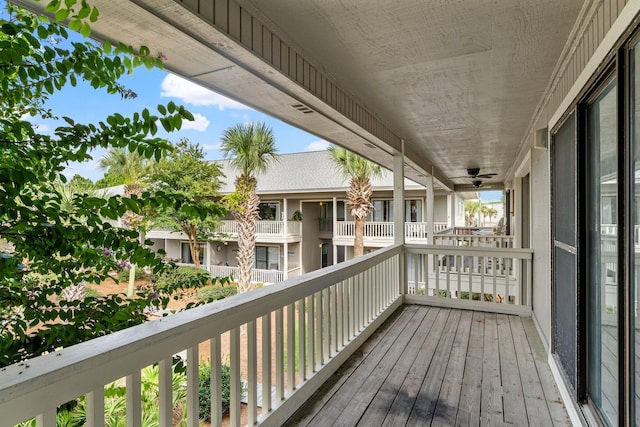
[147,220,302,243]
[1,242,569,427]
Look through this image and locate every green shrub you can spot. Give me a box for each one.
[116,267,147,282]
[195,285,238,302]
[155,266,210,289]
[199,362,233,421]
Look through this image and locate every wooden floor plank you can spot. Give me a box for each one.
[455,311,484,426]
[284,305,413,426]
[497,313,527,425]
[405,309,462,426]
[510,316,554,426]
[330,307,430,426]
[303,305,420,426]
[480,312,503,425]
[284,306,571,427]
[357,307,440,426]
[520,318,571,426]
[381,308,451,427]
[432,310,473,425]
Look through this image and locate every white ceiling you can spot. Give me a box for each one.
[18,0,586,192]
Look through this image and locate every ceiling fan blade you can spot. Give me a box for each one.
[477,173,497,179]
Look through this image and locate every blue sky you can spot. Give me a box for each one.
[34,67,330,181]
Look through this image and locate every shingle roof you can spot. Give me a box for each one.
[215,150,424,194]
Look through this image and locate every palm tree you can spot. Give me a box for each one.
[99,148,155,297]
[329,146,382,257]
[464,200,481,226]
[54,181,107,302]
[220,122,278,293]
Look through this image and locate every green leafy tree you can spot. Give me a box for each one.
[329,146,382,257]
[0,1,212,367]
[220,122,278,293]
[150,138,227,268]
[68,174,96,191]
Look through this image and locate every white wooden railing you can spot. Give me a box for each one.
[207,265,285,284]
[336,221,448,241]
[433,233,514,248]
[404,244,533,315]
[216,220,301,238]
[1,246,403,427]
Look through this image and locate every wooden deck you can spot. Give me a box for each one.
[284,305,571,426]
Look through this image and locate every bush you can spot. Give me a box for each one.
[195,285,238,302]
[116,267,147,283]
[154,266,210,289]
[199,362,232,421]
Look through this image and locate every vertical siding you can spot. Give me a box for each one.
[175,0,402,150]
[544,0,628,122]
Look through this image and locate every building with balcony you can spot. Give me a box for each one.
[147,150,468,282]
[4,1,640,426]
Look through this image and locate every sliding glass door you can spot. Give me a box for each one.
[586,78,618,425]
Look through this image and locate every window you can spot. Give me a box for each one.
[258,202,280,220]
[181,242,205,265]
[255,246,279,270]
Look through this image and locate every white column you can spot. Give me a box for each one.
[425,174,434,245]
[283,242,289,279]
[332,196,338,265]
[447,193,456,228]
[393,149,405,245]
[206,242,212,269]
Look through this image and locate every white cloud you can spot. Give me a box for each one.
[20,113,50,133]
[305,140,330,151]
[181,113,210,131]
[161,74,250,110]
[202,143,221,150]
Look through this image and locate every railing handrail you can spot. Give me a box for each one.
[405,243,532,259]
[0,244,402,425]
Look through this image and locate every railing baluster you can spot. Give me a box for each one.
[492,257,498,303]
[480,256,486,302]
[210,335,222,426]
[186,346,199,427]
[457,255,462,299]
[349,277,355,339]
[36,409,56,427]
[298,299,306,381]
[262,313,273,413]
[316,291,323,366]
[126,369,141,427]
[286,303,295,391]
[307,294,315,375]
[86,387,105,427]
[336,281,343,349]
[505,258,511,304]
[323,287,331,360]
[247,320,258,425]
[230,327,241,427]
[158,357,173,427]
[275,308,285,401]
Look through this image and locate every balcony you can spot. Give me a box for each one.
[206,265,302,284]
[147,220,302,244]
[217,220,302,243]
[334,221,513,249]
[0,242,570,427]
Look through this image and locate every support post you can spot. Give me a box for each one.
[425,174,434,245]
[393,147,405,246]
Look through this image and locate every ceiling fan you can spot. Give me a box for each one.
[458,168,497,179]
